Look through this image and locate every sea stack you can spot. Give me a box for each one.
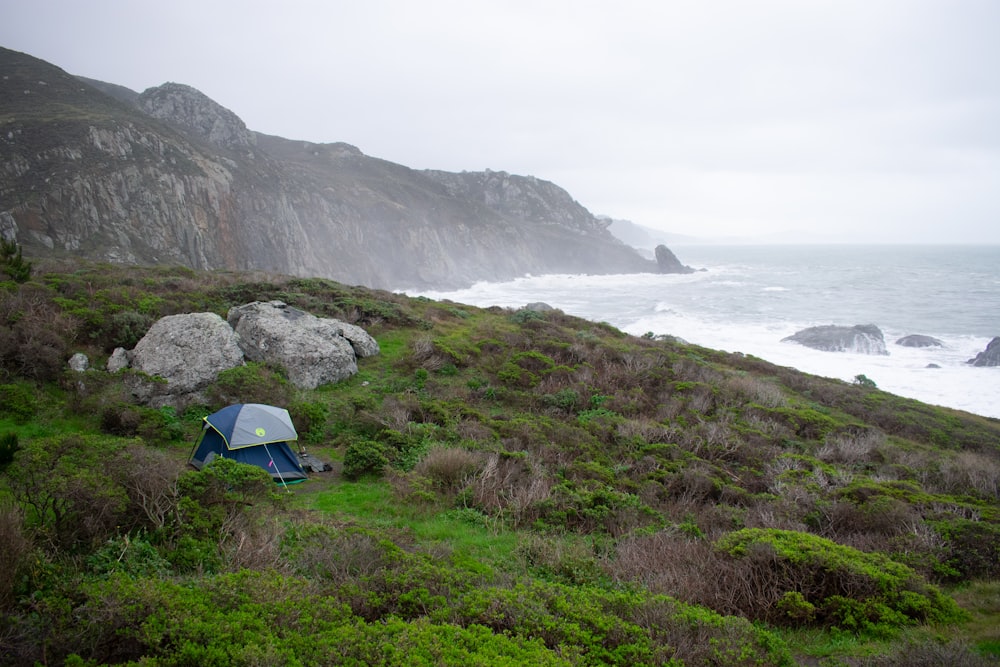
[654,245,696,274]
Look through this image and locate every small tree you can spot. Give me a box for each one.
[7,434,133,549]
[0,237,31,283]
[853,374,877,389]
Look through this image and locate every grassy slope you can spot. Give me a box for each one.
[1,259,999,666]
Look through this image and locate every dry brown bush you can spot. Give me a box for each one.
[4,311,72,381]
[764,455,814,494]
[721,374,787,408]
[671,357,723,385]
[114,445,183,532]
[533,373,578,397]
[358,394,417,432]
[653,395,688,421]
[614,417,678,445]
[413,446,483,494]
[454,418,496,445]
[818,498,922,540]
[409,335,436,363]
[619,351,661,374]
[468,452,552,526]
[742,412,793,440]
[613,531,897,625]
[511,533,602,580]
[666,467,724,504]
[221,515,288,573]
[607,531,717,600]
[288,523,391,586]
[685,384,717,414]
[937,450,1000,499]
[100,404,143,437]
[742,500,810,532]
[818,429,886,465]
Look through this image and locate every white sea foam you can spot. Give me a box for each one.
[407,246,1000,419]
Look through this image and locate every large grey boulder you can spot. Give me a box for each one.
[227,301,378,389]
[968,337,1000,367]
[68,352,89,372]
[782,324,889,355]
[524,302,556,312]
[896,334,943,348]
[129,312,244,405]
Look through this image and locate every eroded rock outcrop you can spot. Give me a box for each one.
[968,337,1000,367]
[227,301,379,389]
[138,82,257,150]
[782,324,889,355]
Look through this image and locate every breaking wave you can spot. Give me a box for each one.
[407,245,1000,418]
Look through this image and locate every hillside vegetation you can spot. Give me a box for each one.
[1,257,999,666]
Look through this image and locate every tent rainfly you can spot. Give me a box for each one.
[189,403,307,484]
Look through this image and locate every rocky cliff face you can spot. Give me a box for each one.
[0,47,657,289]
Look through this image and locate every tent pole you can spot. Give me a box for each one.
[263,443,291,493]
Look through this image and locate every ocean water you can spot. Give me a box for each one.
[406,245,1000,419]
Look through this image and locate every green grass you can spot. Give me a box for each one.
[296,478,394,517]
[952,580,1000,656]
[293,479,523,565]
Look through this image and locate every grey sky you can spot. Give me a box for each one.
[3,0,998,242]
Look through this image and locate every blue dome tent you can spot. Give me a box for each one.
[189,403,307,484]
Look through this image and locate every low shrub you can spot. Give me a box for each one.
[104,309,154,350]
[290,399,329,443]
[0,382,36,423]
[343,438,389,480]
[860,639,999,667]
[86,532,172,578]
[0,431,20,470]
[534,481,661,537]
[100,404,186,444]
[175,458,282,555]
[282,522,396,584]
[7,434,133,549]
[933,518,1000,581]
[0,502,32,608]
[100,403,143,436]
[712,528,962,633]
[935,450,1000,499]
[209,362,292,407]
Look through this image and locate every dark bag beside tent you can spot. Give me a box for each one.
[189,403,307,483]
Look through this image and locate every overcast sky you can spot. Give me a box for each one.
[3,0,999,243]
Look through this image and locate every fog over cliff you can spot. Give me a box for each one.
[0,47,658,290]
